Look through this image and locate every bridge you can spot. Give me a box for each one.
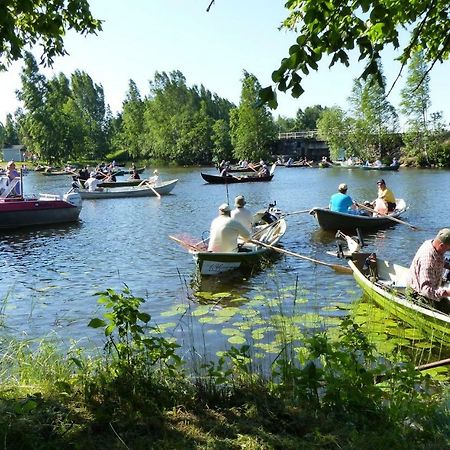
[273,130,329,161]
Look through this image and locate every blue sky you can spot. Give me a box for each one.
[1,0,449,127]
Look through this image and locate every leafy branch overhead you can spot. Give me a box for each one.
[0,0,102,70]
[260,0,450,108]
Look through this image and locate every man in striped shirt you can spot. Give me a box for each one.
[407,228,450,311]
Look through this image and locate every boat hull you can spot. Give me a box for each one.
[349,258,450,347]
[193,219,286,275]
[310,199,407,231]
[79,179,178,199]
[0,199,81,230]
[360,165,399,171]
[201,173,273,184]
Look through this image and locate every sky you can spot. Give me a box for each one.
[1,0,449,127]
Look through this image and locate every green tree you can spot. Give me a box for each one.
[230,71,276,162]
[347,64,398,160]
[69,70,107,159]
[317,107,350,160]
[119,80,144,158]
[0,0,101,70]
[3,113,20,146]
[296,105,326,130]
[211,119,233,164]
[275,115,296,133]
[399,51,430,164]
[260,0,450,107]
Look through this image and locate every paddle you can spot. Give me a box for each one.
[250,239,353,274]
[145,181,161,198]
[169,235,202,252]
[355,202,420,230]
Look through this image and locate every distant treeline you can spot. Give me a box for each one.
[1,52,449,167]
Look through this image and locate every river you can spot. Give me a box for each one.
[1,166,449,360]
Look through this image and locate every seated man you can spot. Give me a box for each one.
[257,161,270,177]
[208,203,251,253]
[407,228,450,313]
[329,183,359,214]
[231,195,253,232]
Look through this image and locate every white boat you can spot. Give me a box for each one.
[78,179,178,199]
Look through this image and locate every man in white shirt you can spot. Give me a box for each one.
[208,203,251,253]
[231,195,253,232]
[84,172,103,192]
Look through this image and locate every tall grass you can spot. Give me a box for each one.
[0,285,449,449]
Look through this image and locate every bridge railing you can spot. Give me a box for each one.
[278,130,319,140]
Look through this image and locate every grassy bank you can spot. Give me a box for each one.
[0,287,449,449]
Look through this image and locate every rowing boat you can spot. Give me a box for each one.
[348,254,450,347]
[310,199,407,231]
[201,173,273,184]
[77,178,143,188]
[193,218,287,275]
[360,165,399,171]
[78,179,177,199]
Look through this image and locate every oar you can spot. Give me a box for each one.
[169,235,201,252]
[145,181,161,198]
[250,239,353,274]
[355,202,420,230]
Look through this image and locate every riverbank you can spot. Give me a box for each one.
[1,288,449,449]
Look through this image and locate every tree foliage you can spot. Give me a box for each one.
[230,71,276,162]
[260,0,450,107]
[0,0,102,70]
[296,105,326,130]
[16,53,108,162]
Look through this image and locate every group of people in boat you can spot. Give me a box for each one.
[218,160,271,178]
[329,179,396,216]
[207,195,255,253]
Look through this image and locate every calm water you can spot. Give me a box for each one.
[1,166,449,355]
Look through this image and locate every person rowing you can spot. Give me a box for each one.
[329,183,362,215]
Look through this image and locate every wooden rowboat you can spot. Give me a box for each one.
[310,199,407,231]
[348,254,450,347]
[193,218,287,275]
[78,179,177,199]
[360,165,399,171]
[201,172,273,184]
[77,179,143,188]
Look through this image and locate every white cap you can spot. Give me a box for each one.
[219,203,231,214]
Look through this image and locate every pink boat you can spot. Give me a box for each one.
[0,176,82,231]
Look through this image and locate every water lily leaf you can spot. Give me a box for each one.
[195,291,215,300]
[199,316,230,324]
[228,335,247,345]
[192,305,212,317]
[215,307,240,318]
[212,292,232,298]
[221,328,242,336]
[251,329,266,340]
[160,304,187,317]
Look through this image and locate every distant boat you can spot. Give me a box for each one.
[78,179,178,199]
[361,165,399,171]
[201,173,273,184]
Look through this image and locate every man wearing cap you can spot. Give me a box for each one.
[407,228,450,311]
[329,183,359,214]
[376,179,396,212]
[84,171,104,192]
[208,203,251,252]
[231,195,253,232]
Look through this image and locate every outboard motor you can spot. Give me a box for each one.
[64,192,82,208]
